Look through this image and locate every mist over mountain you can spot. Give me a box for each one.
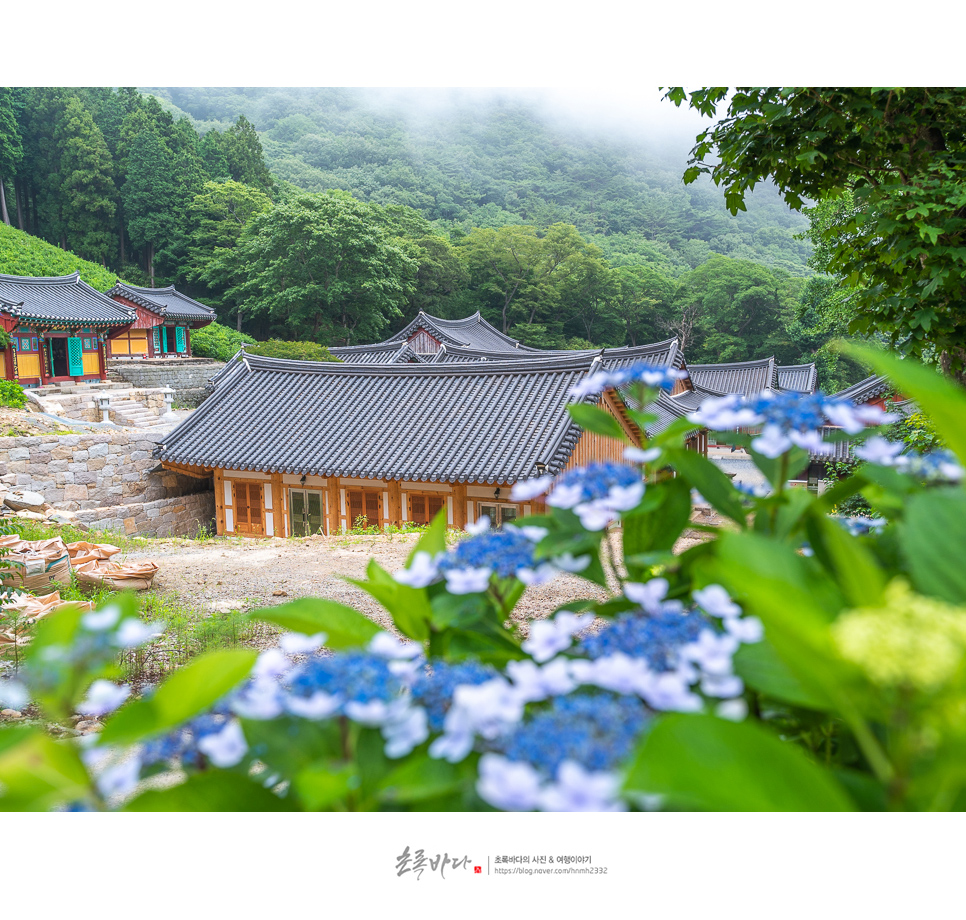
[144,87,811,277]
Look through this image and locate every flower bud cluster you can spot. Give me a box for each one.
[545,462,645,530]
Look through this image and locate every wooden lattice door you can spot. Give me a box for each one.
[233,481,264,535]
[347,490,381,530]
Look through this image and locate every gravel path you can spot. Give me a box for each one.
[122,528,710,646]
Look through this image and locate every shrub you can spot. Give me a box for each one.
[247,339,339,362]
[3,345,966,812]
[190,322,257,362]
[0,380,26,410]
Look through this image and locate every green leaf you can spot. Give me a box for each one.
[124,771,295,811]
[567,402,630,442]
[900,488,966,604]
[734,641,831,711]
[0,730,91,811]
[803,514,887,608]
[347,560,431,642]
[407,507,449,564]
[378,752,464,804]
[622,476,692,563]
[666,447,747,525]
[625,714,854,811]
[100,649,257,746]
[293,764,356,810]
[253,595,384,647]
[840,342,966,467]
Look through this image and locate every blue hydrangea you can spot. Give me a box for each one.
[569,361,687,399]
[437,528,537,580]
[549,462,642,505]
[140,707,233,770]
[578,609,709,671]
[286,651,402,706]
[690,390,895,459]
[410,660,499,731]
[500,692,649,775]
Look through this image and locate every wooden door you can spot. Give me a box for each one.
[347,490,381,530]
[233,482,264,535]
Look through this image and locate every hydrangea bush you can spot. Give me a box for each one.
[3,344,966,811]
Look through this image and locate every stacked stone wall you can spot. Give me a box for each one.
[107,359,223,406]
[0,430,214,537]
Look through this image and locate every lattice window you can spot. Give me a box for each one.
[347,490,381,530]
[67,337,84,376]
[409,493,446,525]
[175,326,186,353]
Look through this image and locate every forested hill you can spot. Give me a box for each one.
[144,88,811,277]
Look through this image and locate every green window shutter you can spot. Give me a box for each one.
[67,337,84,376]
[152,327,161,353]
[175,326,186,353]
[162,326,168,353]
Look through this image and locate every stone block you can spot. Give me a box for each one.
[48,460,69,472]
[87,443,109,458]
[6,462,26,473]
[8,448,30,461]
[87,457,106,471]
[123,517,138,535]
[49,448,73,460]
[64,484,89,501]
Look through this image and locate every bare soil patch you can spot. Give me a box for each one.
[122,528,711,646]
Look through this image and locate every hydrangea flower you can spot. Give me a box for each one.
[77,679,130,718]
[832,515,888,537]
[521,611,595,663]
[689,391,897,459]
[545,462,644,530]
[510,477,555,501]
[285,651,404,723]
[499,691,648,776]
[476,753,543,811]
[568,361,687,399]
[895,449,965,483]
[410,660,499,731]
[537,761,627,813]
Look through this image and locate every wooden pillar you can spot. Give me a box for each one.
[213,468,227,535]
[326,476,341,535]
[185,326,193,358]
[388,480,402,527]
[38,330,50,384]
[452,481,467,530]
[98,332,107,381]
[531,498,547,517]
[271,473,286,537]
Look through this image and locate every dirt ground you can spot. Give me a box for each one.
[122,528,711,643]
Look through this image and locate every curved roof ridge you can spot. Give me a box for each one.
[689,355,776,370]
[0,271,84,284]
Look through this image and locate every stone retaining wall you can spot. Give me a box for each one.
[108,358,223,393]
[0,430,214,537]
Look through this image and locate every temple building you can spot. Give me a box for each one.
[106,282,216,359]
[0,273,136,386]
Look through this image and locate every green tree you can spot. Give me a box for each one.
[183,180,273,319]
[665,86,966,378]
[612,264,677,346]
[0,88,23,227]
[224,116,274,194]
[119,113,181,285]
[224,191,416,343]
[670,255,797,364]
[460,222,590,332]
[55,97,117,264]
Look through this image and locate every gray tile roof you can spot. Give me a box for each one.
[832,375,892,404]
[776,363,818,393]
[109,282,217,323]
[0,272,136,327]
[388,311,542,353]
[159,351,609,484]
[688,357,778,396]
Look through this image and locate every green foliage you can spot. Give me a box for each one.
[246,339,339,362]
[0,380,26,409]
[0,223,117,290]
[222,190,416,344]
[5,349,966,812]
[667,87,966,375]
[188,321,256,361]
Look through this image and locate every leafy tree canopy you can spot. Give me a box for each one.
[665,87,966,377]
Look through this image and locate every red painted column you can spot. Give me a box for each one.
[98,332,107,381]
